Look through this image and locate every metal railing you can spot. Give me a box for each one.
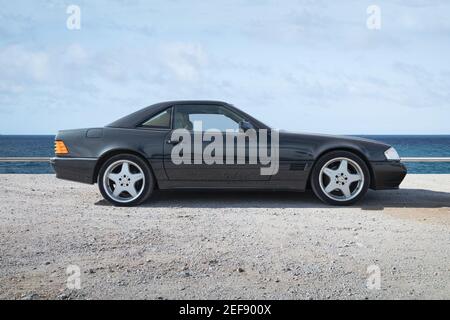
[400,157,450,162]
[0,157,51,162]
[0,157,450,163]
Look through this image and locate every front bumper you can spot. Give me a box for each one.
[370,161,407,190]
[50,157,97,184]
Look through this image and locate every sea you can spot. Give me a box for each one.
[0,135,449,174]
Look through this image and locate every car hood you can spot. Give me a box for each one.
[279,130,390,147]
[275,130,392,162]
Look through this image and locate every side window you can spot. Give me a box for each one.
[174,105,243,131]
[189,114,239,131]
[141,108,171,128]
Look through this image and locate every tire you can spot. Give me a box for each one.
[98,154,154,207]
[311,151,370,206]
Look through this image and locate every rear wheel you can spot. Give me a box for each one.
[311,151,370,206]
[98,154,154,206]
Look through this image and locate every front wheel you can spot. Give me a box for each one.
[98,154,154,206]
[311,151,370,206]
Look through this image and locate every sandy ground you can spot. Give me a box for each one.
[0,174,449,300]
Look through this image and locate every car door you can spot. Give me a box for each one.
[163,104,270,182]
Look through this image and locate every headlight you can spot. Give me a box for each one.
[384,147,400,160]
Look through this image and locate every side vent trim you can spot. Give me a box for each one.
[289,163,307,171]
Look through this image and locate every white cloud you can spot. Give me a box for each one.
[160,43,208,82]
[65,43,89,65]
[0,45,50,83]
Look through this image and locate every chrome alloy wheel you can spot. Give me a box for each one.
[102,160,145,203]
[318,157,364,202]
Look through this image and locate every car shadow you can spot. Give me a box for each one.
[95,188,450,210]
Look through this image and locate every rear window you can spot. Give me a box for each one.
[141,108,171,128]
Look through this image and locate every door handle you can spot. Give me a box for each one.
[166,138,181,145]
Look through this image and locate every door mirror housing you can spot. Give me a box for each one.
[239,120,254,131]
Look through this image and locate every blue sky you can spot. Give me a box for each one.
[0,0,449,134]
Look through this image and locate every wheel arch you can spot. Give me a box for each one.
[93,149,158,188]
[307,147,375,189]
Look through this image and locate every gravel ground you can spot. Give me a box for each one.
[0,174,449,300]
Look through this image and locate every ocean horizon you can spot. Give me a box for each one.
[1,134,449,174]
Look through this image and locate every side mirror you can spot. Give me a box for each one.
[239,120,254,131]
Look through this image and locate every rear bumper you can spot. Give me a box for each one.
[370,161,407,190]
[50,157,97,184]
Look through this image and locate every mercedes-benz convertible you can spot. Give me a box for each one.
[51,101,406,206]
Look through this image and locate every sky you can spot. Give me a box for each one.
[0,0,449,134]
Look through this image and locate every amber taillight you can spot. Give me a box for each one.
[54,140,69,155]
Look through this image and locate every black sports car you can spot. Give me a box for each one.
[51,100,407,206]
